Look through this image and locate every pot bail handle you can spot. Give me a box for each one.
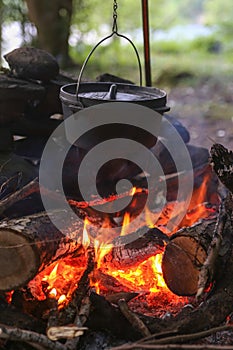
[76,31,143,97]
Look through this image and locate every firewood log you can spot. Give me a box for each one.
[102,226,168,269]
[162,219,216,296]
[0,210,85,291]
[162,205,233,297]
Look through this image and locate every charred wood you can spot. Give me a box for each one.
[86,292,142,341]
[210,143,233,193]
[0,295,46,334]
[196,200,228,299]
[103,227,168,270]
[118,298,151,337]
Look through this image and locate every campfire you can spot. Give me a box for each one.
[27,170,218,317]
[1,47,233,350]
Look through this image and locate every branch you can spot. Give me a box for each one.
[118,299,151,337]
[111,344,233,350]
[0,324,66,350]
[196,200,228,299]
[0,177,39,215]
[64,249,94,349]
[110,324,233,350]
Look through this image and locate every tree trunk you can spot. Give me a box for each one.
[25,0,73,67]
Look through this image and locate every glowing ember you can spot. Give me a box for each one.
[130,187,143,196]
[28,256,86,307]
[104,253,171,295]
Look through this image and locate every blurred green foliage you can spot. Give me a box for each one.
[72,0,205,33]
[2,0,27,22]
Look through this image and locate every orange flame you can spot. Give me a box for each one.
[107,253,169,293]
[150,253,167,291]
[82,218,91,249]
[180,170,218,228]
[94,239,112,269]
[145,206,155,228]
[120,212,131,236]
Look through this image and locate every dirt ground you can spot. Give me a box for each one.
[165,78,233,151]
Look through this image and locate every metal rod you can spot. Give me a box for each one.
[141,0,152,86]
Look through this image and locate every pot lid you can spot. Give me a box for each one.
[60,82,169,111]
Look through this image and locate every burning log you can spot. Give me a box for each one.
[102,226,168,269]
[0,198,167,293]
[0,210,85,291]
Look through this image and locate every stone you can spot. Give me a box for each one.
[4,47,59,82]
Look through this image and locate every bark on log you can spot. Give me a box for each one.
[210,143,233,193]
[162,208,233,297]
[162,219,216,296]
[0,210,85,291]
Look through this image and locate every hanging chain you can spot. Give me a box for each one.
[76,0,142,92]
[112,0,118,33]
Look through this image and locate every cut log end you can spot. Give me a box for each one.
[162,236,207,296]
[0,229,39,291]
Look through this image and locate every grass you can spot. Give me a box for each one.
[68,37,233,103]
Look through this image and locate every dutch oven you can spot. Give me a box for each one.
[60,81,170,151]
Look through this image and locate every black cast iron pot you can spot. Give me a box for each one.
[60,82,170,151]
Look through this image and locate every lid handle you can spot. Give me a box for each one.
[104,84,118,100]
